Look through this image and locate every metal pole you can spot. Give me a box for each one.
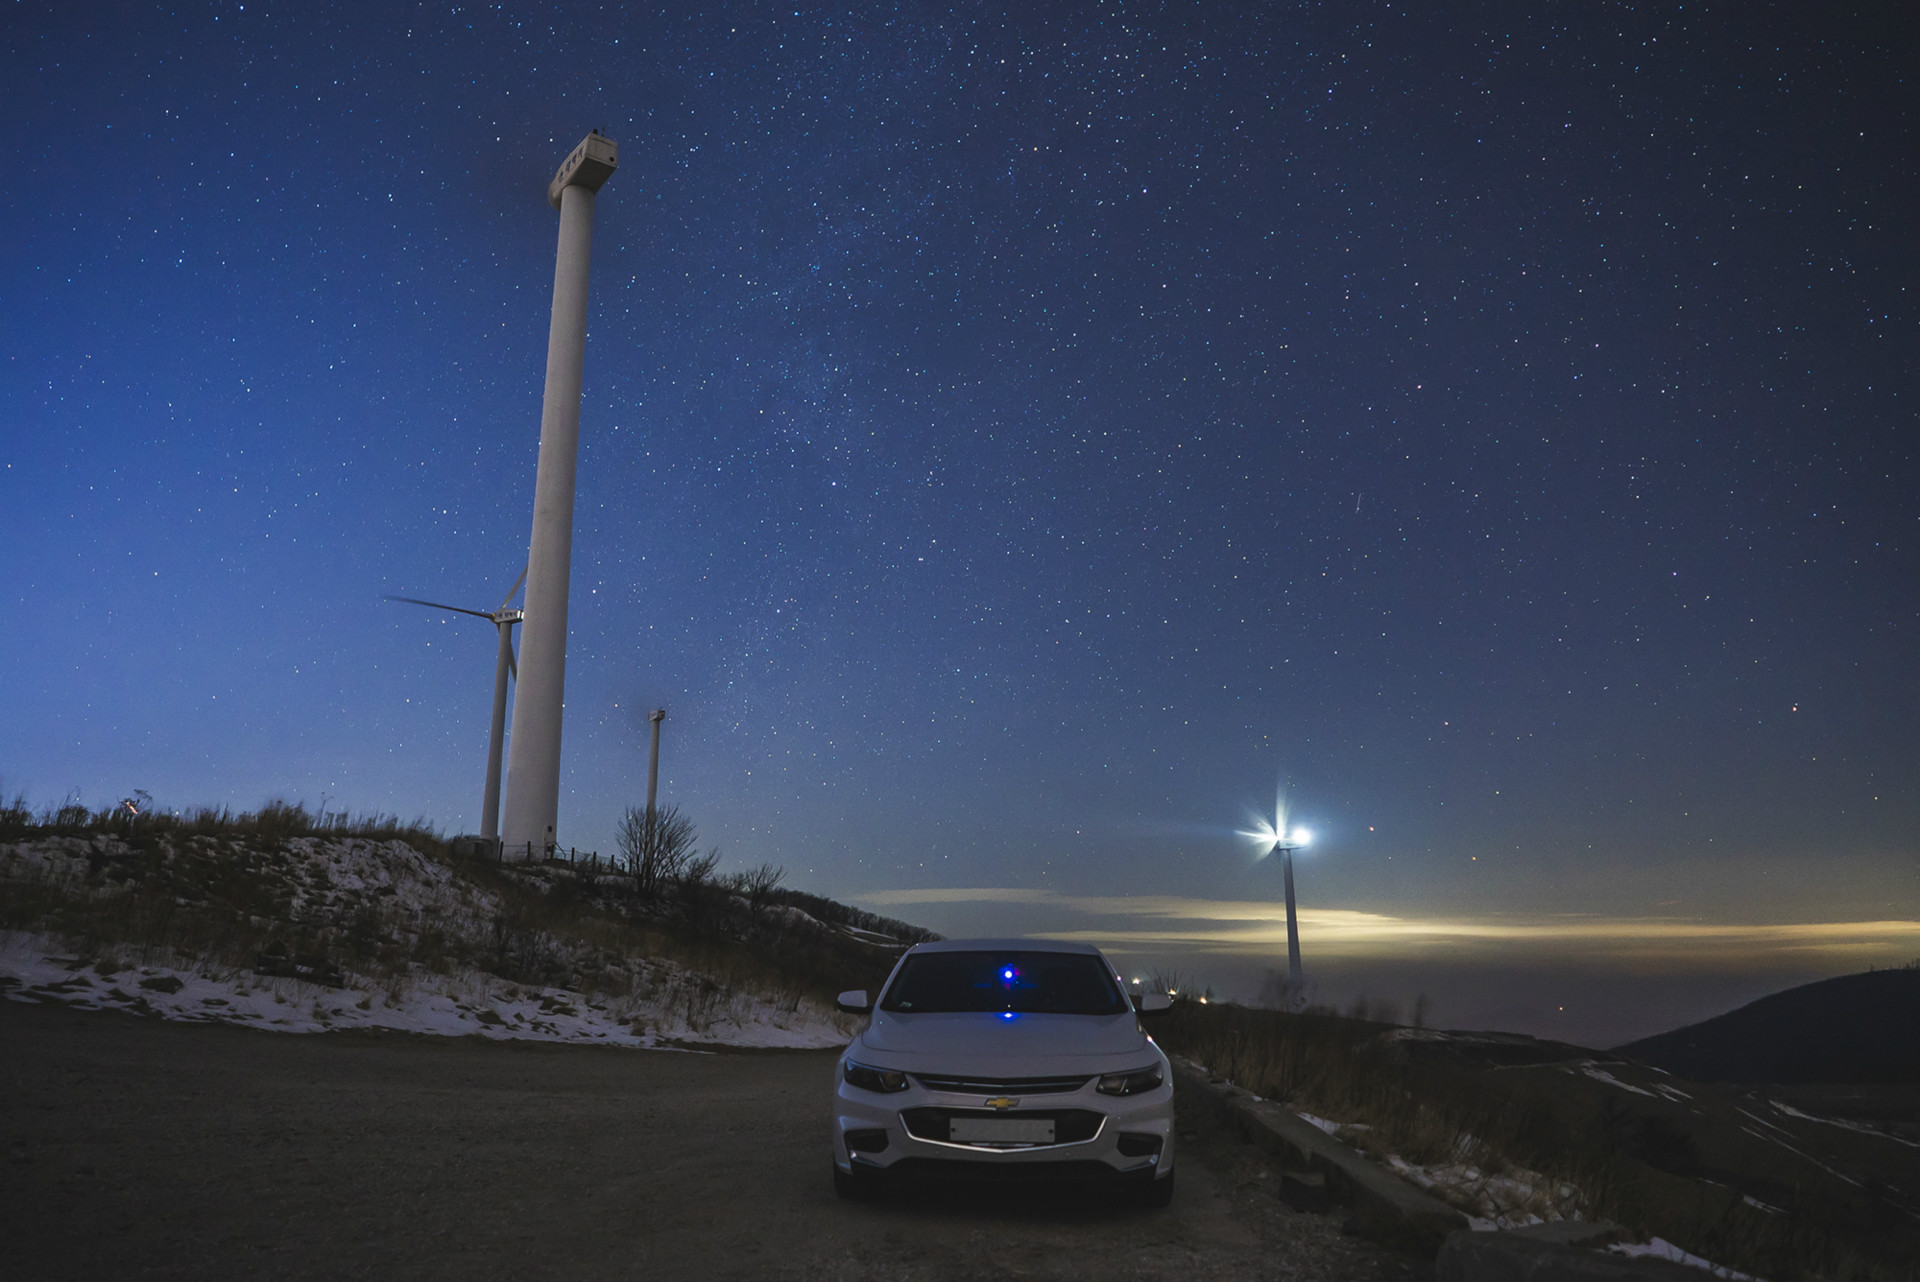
[502,134,617,858]
[1282,843,1303,1003]
[480,614,516,840]
[646,709,666,814]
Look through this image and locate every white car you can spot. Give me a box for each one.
[830,938,1176,1205]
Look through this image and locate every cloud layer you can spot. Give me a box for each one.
[857,888,1920,967]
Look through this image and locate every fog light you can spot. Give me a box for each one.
[1116,1132,1163,1158]
[844,1128,890,1153]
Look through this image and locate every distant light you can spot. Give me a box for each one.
[1199,996,1209,1005]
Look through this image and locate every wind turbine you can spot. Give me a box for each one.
[1238,788,1314,1007]
[501,131,618,858]
[384,567,527,843]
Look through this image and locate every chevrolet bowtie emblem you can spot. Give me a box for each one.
[984,1097,1019,1110]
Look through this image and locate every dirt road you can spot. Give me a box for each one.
[2,1000,1423,1280]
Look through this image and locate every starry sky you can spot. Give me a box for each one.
[5,1,1915,1045]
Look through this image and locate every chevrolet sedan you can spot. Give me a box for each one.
[830,939,1175,1205]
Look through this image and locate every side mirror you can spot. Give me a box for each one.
[835,989,872,1014]
[1133,993,1172,1015]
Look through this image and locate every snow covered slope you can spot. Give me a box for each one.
[0,834,861,1049]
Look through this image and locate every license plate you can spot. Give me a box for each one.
[949,1117,1055,1144]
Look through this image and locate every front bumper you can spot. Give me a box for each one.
[831,1074,1175,1184]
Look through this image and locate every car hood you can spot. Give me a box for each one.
[855,1010,1157,1074]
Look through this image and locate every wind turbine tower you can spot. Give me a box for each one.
[645,709,666,815]
[1240,793,1313,1008]
[501,132,618,858]
[1276,828,1308,998]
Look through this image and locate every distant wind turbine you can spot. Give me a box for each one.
[384,567,527,843]
[1238,787,1314,1007]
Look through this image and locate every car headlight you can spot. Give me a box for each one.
[1095,1065,1165,1096]
[843,1060,910,1093]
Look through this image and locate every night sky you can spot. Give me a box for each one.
[6,1,1915,1045]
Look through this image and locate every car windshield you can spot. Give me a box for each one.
[879,951,1129,1015]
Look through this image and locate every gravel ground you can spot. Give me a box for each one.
[2,999,1428,1280]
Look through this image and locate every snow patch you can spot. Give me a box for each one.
[1770,1099,1920,1148]
[1384,1151,1583,1229]
[0,931,853,1051]
[1296,1111,1346,1135]
[1610,1237,1765,1281]
[1577,1064,1659,1097]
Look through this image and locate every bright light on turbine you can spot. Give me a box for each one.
[1236,817,1312,857]
[1235,816,1281,857]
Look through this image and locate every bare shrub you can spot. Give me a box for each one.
[680,849,721,887]
[616,806,698,899]
[733,862,786,919]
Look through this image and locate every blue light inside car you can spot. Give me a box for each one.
[1001,967,1016,982]
[1000,1011,1018,1020]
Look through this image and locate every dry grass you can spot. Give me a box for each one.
[0,790,444,849]
[0,796,918,1034]
[1154,1001,1914,1282]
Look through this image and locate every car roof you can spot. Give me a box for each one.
[903,938,1106,956]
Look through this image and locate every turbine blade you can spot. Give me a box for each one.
[382,595,495,621]
[497,564,529,612]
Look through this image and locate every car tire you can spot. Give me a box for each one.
[832,1162,877,1201]
[1133,1169,1175,1208]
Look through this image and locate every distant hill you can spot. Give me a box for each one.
[1616,968,1920,1083]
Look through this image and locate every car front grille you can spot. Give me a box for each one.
[901,1107,1106,1147]
[909,1073,1093,1096]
